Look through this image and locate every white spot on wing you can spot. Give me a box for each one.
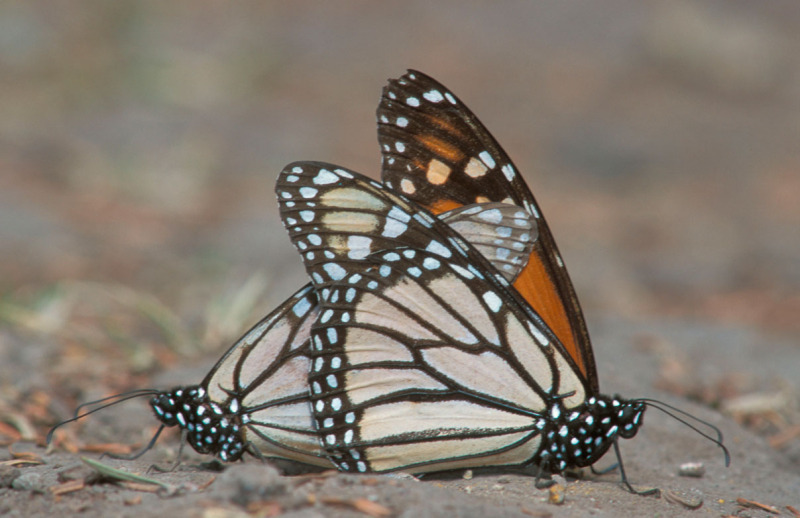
[423,257,440,270]
[382,219,407,238]
[423,89,444,103]
[347,235,372,260]
[477,208,503,224]
[292,297,311,317]
[527,321,550,346]
[426,240,452,258]
[464,157,488,178]
[482,291,502,313]
[479,151,496,169]
[501,164,516,181]
[299,187,318,198]
[388,206,411,223]
[400,178,416,194]
[323,263,347,281]
[451,264,474,279]
[313,169,339,185]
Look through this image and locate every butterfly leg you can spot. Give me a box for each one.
[612,440,659,496]
[147,428,187,473]
[101,424,165,462]
[532,461,556,490]
[590,463,618,476]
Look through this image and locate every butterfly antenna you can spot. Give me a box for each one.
[47,389,160,445]
[637,398,731,467]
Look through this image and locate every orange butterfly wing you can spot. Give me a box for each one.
[378,70,598,391]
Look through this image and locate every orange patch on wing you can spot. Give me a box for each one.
[421,113,466,140]
[428,199,463,215]
[513,252,588,378]
[416,135,464,163]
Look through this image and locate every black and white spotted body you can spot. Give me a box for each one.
[151,386,247,462]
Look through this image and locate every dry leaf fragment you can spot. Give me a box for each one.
[49,479,85,496]
[736,497,780,514]
[319,496,392,517]
[663,489,703,509]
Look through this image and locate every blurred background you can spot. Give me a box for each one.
[1,2,798,459]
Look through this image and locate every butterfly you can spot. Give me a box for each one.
[49,70,556,465]
[277,162,728,493]
[50,71,727,490]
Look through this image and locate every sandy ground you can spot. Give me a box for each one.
[1,316,798,517]
[2,2,799,517]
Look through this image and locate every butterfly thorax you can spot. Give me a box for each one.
[534,394,645,473]
[150,385,247,462]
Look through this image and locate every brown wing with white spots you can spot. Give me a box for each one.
[378,70,597,391]
[276,162,588,474]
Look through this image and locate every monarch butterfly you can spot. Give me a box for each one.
[49,71,728,493]
[277,161,728,494]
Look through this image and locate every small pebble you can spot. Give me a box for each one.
[208,464,287,507]
[678,462,705,478]
[11,471,45,492]
[548,483,565,505]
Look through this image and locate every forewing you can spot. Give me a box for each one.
[378,70,597,389]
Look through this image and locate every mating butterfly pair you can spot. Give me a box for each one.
[52,71,727,493]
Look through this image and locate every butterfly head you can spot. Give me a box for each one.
[150,385,247,462]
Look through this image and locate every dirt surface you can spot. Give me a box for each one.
[2,2,799,517]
